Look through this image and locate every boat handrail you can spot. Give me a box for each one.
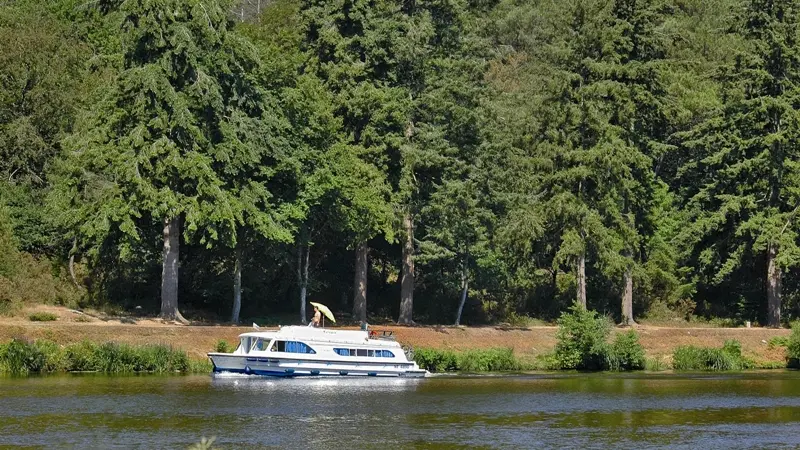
[368,329,396,341]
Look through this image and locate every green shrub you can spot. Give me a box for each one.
[553,305,612,370]
[645,355,668,371]
[1,339,196,374]
[458,348,521,372]
[505,312,547,328]
[768,336,789,349]
[413,348,522,372]
[0,298,21,317]
[788,322,800,368]
[64,341,99,371]
[607,330,646,371]
[28,312,58,322]
[414,348,458,372]
[0,338,46,374]
[550,307,647,371]
[672,340,753,371]
[214,339,233,353]
[140,344,189,373]
[94,342,139,372]
[34,339,68,372]
[722,339,742,357]
[188,358,213,373]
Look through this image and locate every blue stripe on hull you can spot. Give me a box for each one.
[212,367,400,377]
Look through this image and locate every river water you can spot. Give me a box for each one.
[1,372,800,449]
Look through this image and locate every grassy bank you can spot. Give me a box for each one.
[411,311,800,373]
[0,338,211,375]
[0,305,797,373]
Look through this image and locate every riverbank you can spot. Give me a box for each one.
[0,306,791,367]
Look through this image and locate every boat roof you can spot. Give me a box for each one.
[238,325,399,347]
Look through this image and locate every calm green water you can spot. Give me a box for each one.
[1,372,800,449]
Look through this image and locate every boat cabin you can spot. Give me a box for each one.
[233,326,401,360]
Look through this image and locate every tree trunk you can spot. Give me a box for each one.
[298,244,310,324]
[455,262,469,326]
[767,243,782,327]
[398,212,415,324]
[160,216,187,323]
[577,250,587,308]
[231,246,242,324]
[621,265,636,326]
[68,238,80,288]
[353,241,368,323]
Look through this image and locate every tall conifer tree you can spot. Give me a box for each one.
[300,0,406,322]
[681,0,800,327]
[59,0,291,321]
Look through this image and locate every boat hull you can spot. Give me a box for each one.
[208,353,427,378]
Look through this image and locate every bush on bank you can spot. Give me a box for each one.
[672,340,754,371]
[0,338,209,375]
[788,322,800,369]
[414,347,522,372]
[552,306,645,371]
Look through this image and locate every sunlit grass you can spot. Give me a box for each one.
[0,338,210,375]
[414,347,522,372]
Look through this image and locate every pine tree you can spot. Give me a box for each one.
[393,0,490,324]
[680,0,800,327]
[493,0,668,322]
[58,0,291,322]
[300,0,407,322]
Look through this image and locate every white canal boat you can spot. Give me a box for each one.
[208,325,428,378]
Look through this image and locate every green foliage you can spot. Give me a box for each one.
[767,336,789,349]
[214,340,234,353]
[34,339,69,372]
[6,0,800,328]
[414,348,458,372]
[0,339,45,374]
[553,306,646,371]
[28,312,57,322]
[644,355,668,371]
[504,312,548,328]
[63,340,99,371]
[457,348,521,372]
[413,347,521,373]
[788,322,800,368]
[607,330,647,371]
[0,1,89,185]
[0,339,205,374]
[0,202,16,279]
[0,250,82,309]
[672,340,754,371]
[677,0,800,326]
[554,306,612,370]
[187,358,213,374]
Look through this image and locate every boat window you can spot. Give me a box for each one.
[252,339,268,351]
[333,348,395,357]
[271,340,316,354]
[240,337,251,354]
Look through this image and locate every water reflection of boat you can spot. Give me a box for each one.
[208,326,428,378]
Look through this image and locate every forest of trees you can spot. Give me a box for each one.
[2,0,800,327]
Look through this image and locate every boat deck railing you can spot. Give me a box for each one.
[368,330,396,341]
